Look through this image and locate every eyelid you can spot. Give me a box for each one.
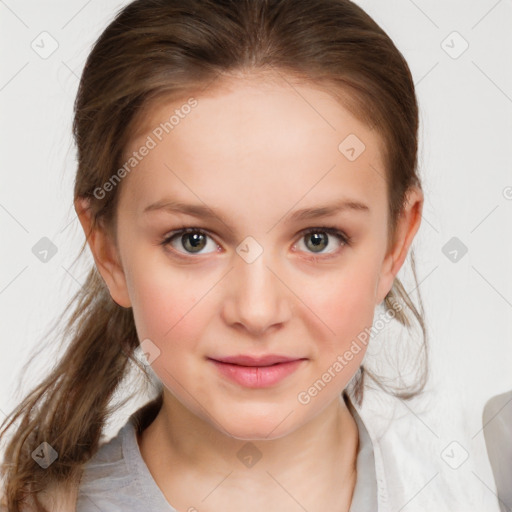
[298,226,350,243]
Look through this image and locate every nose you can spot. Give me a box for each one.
[221,248,292,336]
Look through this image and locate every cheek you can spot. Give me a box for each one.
[311,259,379,358]
[319,262,378,325]
[126,266,202,346]
[128,271,210,390]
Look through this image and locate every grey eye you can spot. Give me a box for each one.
[305,232,329,253]
[165,229,218,255]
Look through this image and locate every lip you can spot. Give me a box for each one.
[208,355,307,388]
[211,354,302,366]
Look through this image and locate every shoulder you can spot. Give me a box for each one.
[75,419,148,511]
[483,390,512,426]
[483,390,512,455]
[482,390,512,511]
[77,422,129,491]
[0,425,130,512]
[0,401,162,512]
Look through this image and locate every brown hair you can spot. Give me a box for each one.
[0,0,428,509]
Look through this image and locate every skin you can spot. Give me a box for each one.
[76,70,423,511]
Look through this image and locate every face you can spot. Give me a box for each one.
[81,72,422,440]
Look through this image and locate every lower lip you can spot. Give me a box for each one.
[209,359,305,388]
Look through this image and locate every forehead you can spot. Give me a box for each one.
[119,73,387,217]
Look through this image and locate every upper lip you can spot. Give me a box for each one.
[209,355,305,367]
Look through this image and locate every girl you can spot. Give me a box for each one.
[1,0,487,510]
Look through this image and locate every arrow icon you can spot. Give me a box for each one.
[138,339,161,365]
[338,134,365,161]
[31,442,58,468]
[440,31,469,59]
[236,236,263,264]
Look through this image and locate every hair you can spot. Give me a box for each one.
[0,0,429,509]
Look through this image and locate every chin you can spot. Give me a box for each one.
[212,406,302,441]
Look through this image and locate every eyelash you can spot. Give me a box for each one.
[159,225,352,260]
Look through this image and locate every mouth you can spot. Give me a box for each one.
[207,355,307,388]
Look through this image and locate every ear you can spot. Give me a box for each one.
[74,197,132,308]
[375,186,424,305]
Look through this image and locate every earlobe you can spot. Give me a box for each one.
[74,197,132,308]
[375,186,424,305]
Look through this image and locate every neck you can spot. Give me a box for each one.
[138,391,359,511]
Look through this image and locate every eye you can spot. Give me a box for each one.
[160,225,351,259]
[293,227,351,257]
[160,227,218,255]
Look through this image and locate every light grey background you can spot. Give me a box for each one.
[0,0,511,508]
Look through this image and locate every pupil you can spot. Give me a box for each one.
[307,232,327,252]
[184,232,205,252]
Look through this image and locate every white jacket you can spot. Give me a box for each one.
[350,385,502,512]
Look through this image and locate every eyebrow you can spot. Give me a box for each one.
[143,197,370,226]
